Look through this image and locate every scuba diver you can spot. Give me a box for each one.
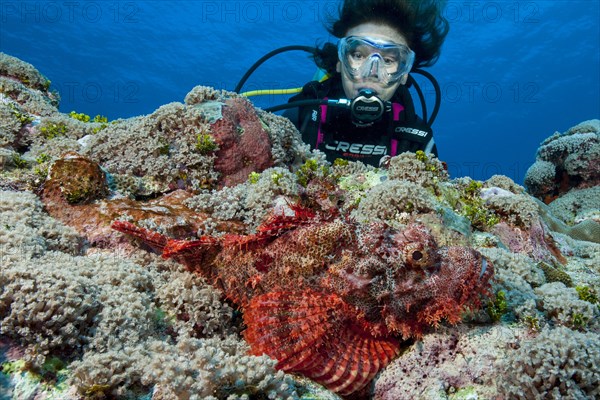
[236,0,449,168]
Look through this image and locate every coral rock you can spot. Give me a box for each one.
[211,97,274,187]
[43,152,108,204]
[525,120,600,203]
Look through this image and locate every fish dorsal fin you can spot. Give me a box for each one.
[243,290,401,395]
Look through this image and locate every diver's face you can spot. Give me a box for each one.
[337,23,410,101]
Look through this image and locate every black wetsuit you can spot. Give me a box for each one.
[284,76,437,167]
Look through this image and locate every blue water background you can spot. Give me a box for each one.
[1,1,599,183]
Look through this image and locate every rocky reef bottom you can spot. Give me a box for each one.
[1,53,599,399]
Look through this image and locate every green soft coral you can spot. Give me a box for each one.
[1,359,27,375]
[523,315,541,332]
[11,152,28,169]
[296,158,329,187]
[248,171,261,184]
[68,111,91,122]
[457,180,500,230]
[270,171,285,186]
[68,111,109,133]
[569,313,589,330]
[7,102,34,125]
[40,122,68,139]
[415,150,439,172]
[195,132,218,154]
[576,286,599,311]
[487,290,508,322]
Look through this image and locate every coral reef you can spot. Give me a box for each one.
[43,152,108,204]
[547,186,600,225]
[534,282,599,330]
[350,180,438,225]
[0,53,51,93]
[523,120,600,245]
[525,119,600,202]
[0,53,58,118]
[184,166,300,235]
[140,337,300,400]
[1,60,309,199]
[387,150,449,187]
[0,54,598,400]
[373,325,515,399]
[78,95,307,195]
[497,326,599,399]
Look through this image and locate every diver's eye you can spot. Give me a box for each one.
[411,251,423,261]
[350,51,365,61]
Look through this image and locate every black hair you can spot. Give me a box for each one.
[314,0,449,75]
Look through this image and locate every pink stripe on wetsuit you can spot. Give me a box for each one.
[316,100,405,157]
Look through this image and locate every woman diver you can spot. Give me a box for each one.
[283,0,450,167]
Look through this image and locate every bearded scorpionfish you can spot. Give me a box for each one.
[112,203,493,396]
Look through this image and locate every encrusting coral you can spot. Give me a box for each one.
[43,152,108,204]
[1,54,599,399]
[524,119,600,203]
[497,325,599,399]
[0,53,58,117]
[523,121,600,246]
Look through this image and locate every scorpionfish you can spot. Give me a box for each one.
[112,203,493,396]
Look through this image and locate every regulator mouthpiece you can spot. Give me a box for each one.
[350,90,386,126]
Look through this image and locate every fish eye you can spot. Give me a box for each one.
[411,250,423,261]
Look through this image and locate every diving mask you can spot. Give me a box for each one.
[338,36,415,87]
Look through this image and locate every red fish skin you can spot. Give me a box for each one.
[111,220,169,253]
[111,205,493,396]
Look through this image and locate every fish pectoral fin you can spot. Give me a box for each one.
[243,290,345,365]
[243,290,401,396]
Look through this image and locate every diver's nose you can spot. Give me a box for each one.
[365,55,382,78]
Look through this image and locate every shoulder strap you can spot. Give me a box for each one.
[316,98,329,148]
[389,85,437,157]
